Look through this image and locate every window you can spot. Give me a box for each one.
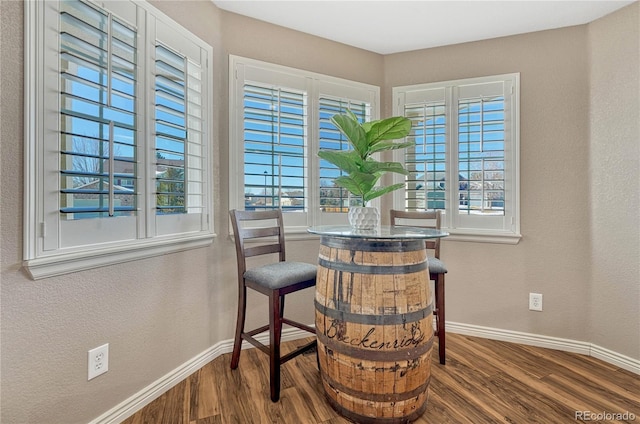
[24,0,214,279]
[393,74,520,243]
[229,56,379,232]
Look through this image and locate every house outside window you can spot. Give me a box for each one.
[229,56,379,232]
[393,74,521,243]
[24,0,214,279]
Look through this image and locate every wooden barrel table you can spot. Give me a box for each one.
[309,225,446,424]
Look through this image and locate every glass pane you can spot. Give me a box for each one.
[59,0,137,220]
[60,176,135,219]
[404,102,446,211]
[155,45,187,215]
[458,96,505,215]
[243,84,307,212]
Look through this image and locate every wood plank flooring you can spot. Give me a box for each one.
[122,333,639,423]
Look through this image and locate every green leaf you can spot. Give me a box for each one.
[331,114,368,157]
[368,140,415,154]
[363,183,406,202]
[366,116,412,146]
[334,176,365,196]
[318,150,361,174]
[361,160,409,175]
[361,121,374,133]
[334,172,378,197]
[349,171,378,192]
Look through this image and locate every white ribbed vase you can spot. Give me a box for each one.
[348,206,380,230]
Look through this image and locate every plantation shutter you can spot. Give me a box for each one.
[404,101,447,212]
[315,80,377,226]
[154,45,188,215]
[229,57,380,231]
[394,75,518,238]
[59,0,137,220]
[453,79,514,232]
[318,96,369,212]
[395,87,447,213]
[153,18,210,236]
[242,83,307,213]
[26,0,214,275]
[52,0,139,248]
[456,82,505,216]
[154,44,205,218]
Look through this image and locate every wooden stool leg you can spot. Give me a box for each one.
[269,291,283,402]
[280,294,285,318]
[435,273,446,365]
[230,286,247,370]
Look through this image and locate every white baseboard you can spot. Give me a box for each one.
[446,321,592,354]
[88,327,312,424]
[590,343,640,375]
[446,321,640,375]
[90,323,639,424]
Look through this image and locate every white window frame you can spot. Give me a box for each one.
[393,74,521,244]
[24,0,215,279]
[229,56,380,235]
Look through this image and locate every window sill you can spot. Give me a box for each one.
[23,233,216,280]
[444,230,522,245]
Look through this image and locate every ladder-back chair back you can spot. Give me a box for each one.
[390,209,448,364]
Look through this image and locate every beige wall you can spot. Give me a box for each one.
[384,25,594,339]
[0,2,637,424]
[588,3,640,359]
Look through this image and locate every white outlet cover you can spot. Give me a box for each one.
[529,293,543,311]
[88,343,109,380]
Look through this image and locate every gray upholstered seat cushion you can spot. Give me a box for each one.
[428,257,448,274]
[244,261,317,289]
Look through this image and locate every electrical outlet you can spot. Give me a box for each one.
[88,343,109,380]
[529,293,543,311]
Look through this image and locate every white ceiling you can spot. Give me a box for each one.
[212,0,636,54]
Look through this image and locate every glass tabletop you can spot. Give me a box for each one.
[307,225,448,240]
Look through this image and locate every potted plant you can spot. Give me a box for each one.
[318,110,413,229]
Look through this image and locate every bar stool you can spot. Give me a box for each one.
[229,209,317,401]
[390,209,448,364]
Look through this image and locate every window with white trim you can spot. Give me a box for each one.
[229,56,379,232]
[24,0,214,279]
[393,74,520,243]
